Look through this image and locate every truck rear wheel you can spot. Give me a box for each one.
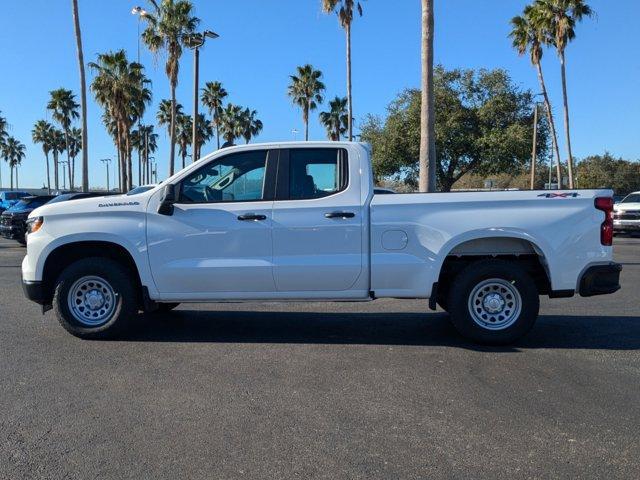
[447,259,539,345]
[52,257,138,339]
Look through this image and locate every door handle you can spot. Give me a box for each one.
[237,214,267,221]
[324,211,355,219]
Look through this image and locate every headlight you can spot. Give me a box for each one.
[26,216,44,234]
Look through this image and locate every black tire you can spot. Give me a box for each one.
[447,259,539,345]
[52,257,138,339]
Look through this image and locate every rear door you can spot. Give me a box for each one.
[271,147,365,293]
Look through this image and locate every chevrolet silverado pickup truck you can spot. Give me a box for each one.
[21,142,622,344]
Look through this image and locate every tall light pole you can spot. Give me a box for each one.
[59,160,69,190]
[530,103,539,190]
[149,157,157,183]
[100,158,111,191]
[185,30,219,163]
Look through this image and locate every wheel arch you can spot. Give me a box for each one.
[433,230,558,303]
[40,239,145,306]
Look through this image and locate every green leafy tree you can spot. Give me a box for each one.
[157,99,184,137]
[132,124,158,184]
[321,0,362,141]
[32,120,55,193]
[50,129,66,191]
[201,81,228,150]
[47,88,79,190]
[67,127,83,189]
[530,0,593,188]
[576,153,640,194]
[141,0,199,177]
[319,96,348,141]
[287,64,325,141]
[360,66,549,191]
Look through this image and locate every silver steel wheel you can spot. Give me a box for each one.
[67,276,117,326]
[467,278,522,331]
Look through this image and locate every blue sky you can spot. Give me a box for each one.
[0,0,638,189]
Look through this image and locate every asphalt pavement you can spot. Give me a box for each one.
[1,236,639,479]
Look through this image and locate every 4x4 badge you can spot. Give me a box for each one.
[537,192,580,198]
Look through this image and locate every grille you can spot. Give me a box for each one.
[615,210,640,220]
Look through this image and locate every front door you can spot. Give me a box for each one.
[271,147,364,292]
[147,149,277,296]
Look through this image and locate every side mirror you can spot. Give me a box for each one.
[157,184,176,216]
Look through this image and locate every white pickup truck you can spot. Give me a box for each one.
[21,142,621,344]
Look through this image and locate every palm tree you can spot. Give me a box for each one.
[50,129,66,191]
[1,137,26,190]
[90,50,151,191]
[68,127,83,189]
[287,65,325,141]
[201,81,227,149]
[157,99,184,137]
[531,0,593,188]
[175,113,192,169]
[219,103,243,146]
[510,7,563,188]
[419,0,436,192]
[319,96,348,141]
[141,0,199,177]
[321,0,362,141]
[141,124,158,183]
[194,112,213,158]
[32,120,55,193]
[47,88,79,190]
[239,108,263,144]
[71,0,89,192]
[0,111,8,147]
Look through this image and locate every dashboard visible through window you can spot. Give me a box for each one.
[180,150,268,203]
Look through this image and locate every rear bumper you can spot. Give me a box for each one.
[579,263,622,297]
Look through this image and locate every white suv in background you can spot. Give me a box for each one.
[613,192,640,235]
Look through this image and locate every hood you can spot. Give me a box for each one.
[29,193,151,219]
[614,202,640,212]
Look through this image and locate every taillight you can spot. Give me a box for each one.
[595,197,614,246]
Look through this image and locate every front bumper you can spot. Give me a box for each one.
[0,224,23,239]
[613,219,640,231]
[579,263,622,297]
[22,279,48,305]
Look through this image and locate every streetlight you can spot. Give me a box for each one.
[184,30,219,162]
[292,128,299,140]
[131,6,147,64]
[59,160,69,190]
[149,156,157,183]
[100,158,112,191]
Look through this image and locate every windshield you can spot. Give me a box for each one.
[621,194,640,203]
[2,192,28,201]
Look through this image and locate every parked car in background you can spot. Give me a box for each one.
[1,192,112,245]
[1,196,55,244]
[0,191,30,214]
[21,142,621,344]
[613,191,640,235]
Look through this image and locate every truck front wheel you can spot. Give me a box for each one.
[447,259,539,345]
[52,257,138,339]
